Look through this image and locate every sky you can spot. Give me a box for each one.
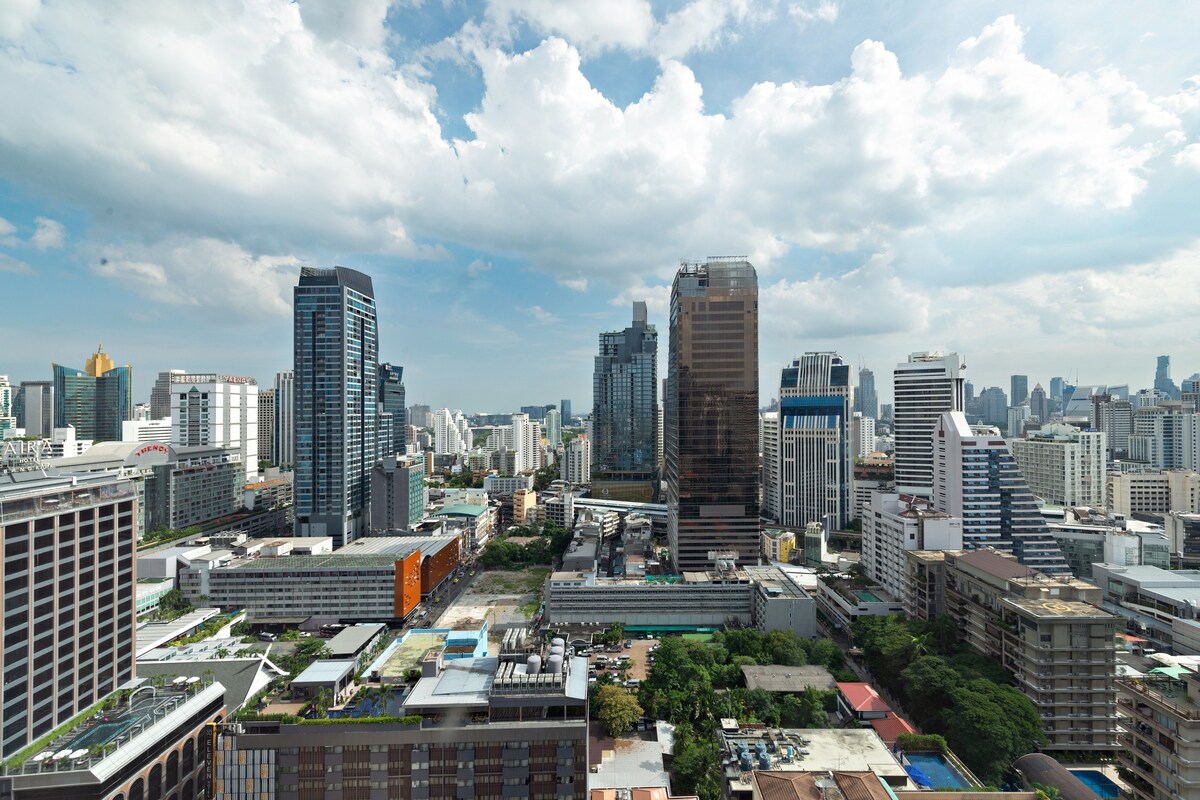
[1,1,1198,414]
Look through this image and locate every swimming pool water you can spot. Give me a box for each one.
[905,753,971,789]
[1070,769,1120,799]
[855,590,883,603]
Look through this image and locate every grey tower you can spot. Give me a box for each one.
[592,302,658,500]
[1010,374,1028,406]
[293,267,378,548]
[855,367,878,420]
[1155,355,1181,400]
[666,258,759,571]
[378,362,406,456]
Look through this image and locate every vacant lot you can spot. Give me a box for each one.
[438,567,550,634]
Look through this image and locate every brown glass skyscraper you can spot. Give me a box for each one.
[665,258,759,571]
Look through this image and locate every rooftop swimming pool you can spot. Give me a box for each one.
[1070,769,1120,799]
[854,589,883,603]
[905,752,972,789]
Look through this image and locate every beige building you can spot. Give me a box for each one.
[908,549,1119,752]
[1107,470,1200,516]
[1117,666,1200,800]
[1011,423,1106,507]
[513,487,538,526]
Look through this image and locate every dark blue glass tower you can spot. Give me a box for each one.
[294,267,377,547]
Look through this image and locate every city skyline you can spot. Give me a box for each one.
[2,2,1199,410]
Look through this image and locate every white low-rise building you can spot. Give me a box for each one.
[862,492,962,599]
[1011,423,1106,507]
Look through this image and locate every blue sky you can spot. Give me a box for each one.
[1,0,1198,413]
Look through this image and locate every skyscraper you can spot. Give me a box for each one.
[171,374,259,478]
[592,301,658,500]
[665,258,759,570]
[274,369,294,467]
[771,353,852,529]
[979,386,1008,427]
[1049,376,1065,400]
[856,367,878,419]
[893,352,965,497]
[258,387,275,467]
[1030,383,1049,422]
[293,266,377,547]
[150,368,187,419]
[1010,374,1029,405]
[15,380,53,437]
[52,344,132,442]
[560,398,572,424]
[1155,355,1181,400]
[933,411,1070,574]
[0,375,13,433]
[378,362,406,456]
[433,408,471,455]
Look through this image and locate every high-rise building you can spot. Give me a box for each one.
[433,408,471,455]
[666,258,759,570]
[1091,394,1132,459]
[544,407,562,447]
[0,471,138,759]
[1011,423,1107,507]
[592,301,658,494]
[560,398,572,424]
[862,493,962,599]
[761,411,780,521]
[407,404,432,429]
[378,362,406,456]
[170,374,259,479]
[979,386,1008,426]
[1007,405,1031,438]
[1029,383,1049,422]
[0,375,14,434]
[14,380,53,437]
[370,454,426,532]
[855,367,878,419]
[1155,355,1181,400]
[1010,374,1029,405]
[149,368,187,419]
[893,352,965,497]
[293,266,377,547]
[1130,402,1200,469]
[850,413,876,462]
[52,344,132,442]
[932,411,1069,574]
[1049,376,1065,400]
[273,369,294,467]
[258,387,275,467]
[561,434,591,484]
[769,353,852,530]
[1183,373,1200,413]
[510,413,542,472]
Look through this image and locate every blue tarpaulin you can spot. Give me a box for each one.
[905,764,934,788]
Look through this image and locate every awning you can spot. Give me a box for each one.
[1117,633,1149,642]
[905,765,933,788]
[1149,666,1193,679]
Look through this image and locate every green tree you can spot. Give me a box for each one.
[594,685,643,737]
[602,623,625,646]
[943,679,1047,784]
[157,589,193,619]
[781,688,828,727]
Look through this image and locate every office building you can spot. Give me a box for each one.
[378,361,406,456]
[909,549,1118,751]
[257,387,274,467]
[1049,377,1065,400]
[149,368,187,419]
[293,266,378,547]
[433,408,471,456]
[170,373,259,479]
[893,352,965,496]
[544,407,562,447]
[1155,354,1181,400]
[761,411,780,521]
[978,386,1007,427]
[1092,394,1132,458]
[1011,423,1107,507]
[1183,373,1200,412]
[933,411,1069,574]
[852,452,894,521]
[560,398,572,424]
[407,404,432,429]
[561,434,590,484]
[592,301,658,499]
[1108,470,1200,517]
[0,471,138,759]
[1011,374,1029,406]
[1029,383,1049,422]
[862,493,962,600]
[0,376,13,433]
[14,380,54,438]
[1130,402,1200,469]
[769,353,852,530]
[855,367,878,419]
[1043,506,1171,579]
[273,369,294,467]
[120,417,173,443]
[1007,404,1031,438]
[52,345,132,442]
[666,258,759,570]
[371,454,426,531]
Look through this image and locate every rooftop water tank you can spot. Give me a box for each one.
[551,637,566,648]
[547,654,565,674]
[526,654,542,674]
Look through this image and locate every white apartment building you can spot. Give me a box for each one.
[561,435,590,484]
[893,352,965,496]
[170,374,259,478]
[511,413,542,472]
[933,411,1070,574]
[1007,404,1030,437]
[273,369,294,467]
[761,411,780,521]
[433,408,471,455]
[1093,397,1132,457]
[1011,423,1107,507]
[862,492,962,600]
[1130,403,1200,470]
[121,417,173,444]
[850,413,875,462]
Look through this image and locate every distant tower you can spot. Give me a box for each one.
[592,301,658,500]
[560,399,572,424]
[274,369,295,467]
[856,367,878,419]
[1155,355,1181,400]
[666,258,759,570]
[293,267,377,547]
[893,352,965,497]
[1049,377,1065,400]
[52,344,132,442]
[1010,374,1029,406]
[1030,383,1049,422]
[378,362,406,456]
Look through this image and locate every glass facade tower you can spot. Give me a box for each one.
[855,367,878,419]
[378,362,406,456]
[51,346,132,442]
[665,258,759,571]
[293,267,377,548]
[592,302,658,499]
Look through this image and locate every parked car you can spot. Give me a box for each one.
[623,640,633,649]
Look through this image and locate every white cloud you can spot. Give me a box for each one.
[485,0,656,55]
[467,258,492,278]
[0,218,16,247]
[93,237,299,318]
[30,217,65,250]
[0,253,33,274]
[788,1,838,27]
[558,275,588,292]
[522,305,561,324]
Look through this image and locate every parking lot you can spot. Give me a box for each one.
[586,637,659,684]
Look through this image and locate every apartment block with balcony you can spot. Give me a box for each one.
[911,549,1119,752]
[1116,664,1200,800]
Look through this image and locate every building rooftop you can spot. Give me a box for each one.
[334,534,457,558]
[372,631,449,679]
[1003,596,1113,620]
[743,566,813,599]
[741,666,836,693]
[868,713,916,746]
[327,624,387,657]
[588,735,671,791]
[292,660,356,685]
[403,657,498,709]
[953,549,1036,580]
[432,504,489,518]
[135,609,222,658]
[837,683,891,713]
[719,727,909,787]
[136,657,279,714]
[751,770,892,800]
